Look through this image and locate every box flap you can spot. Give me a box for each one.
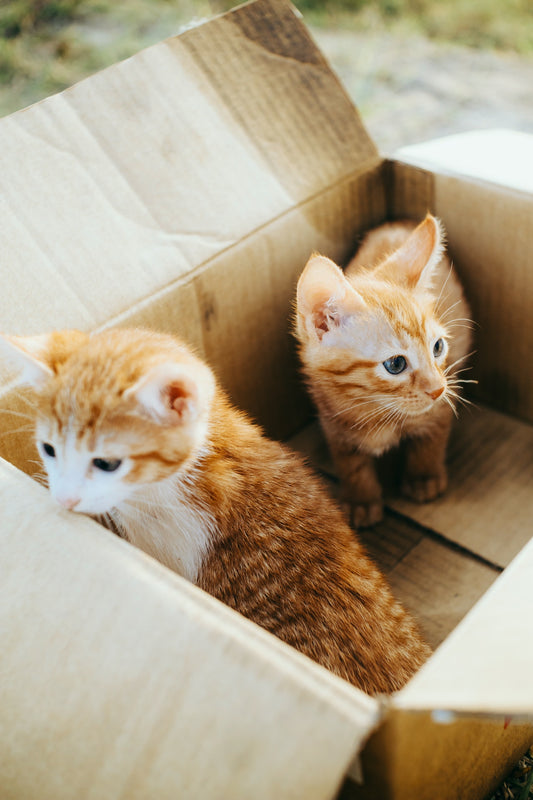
[0,457,380,799]
[0,0,383,457]
[396,129,533,195]
[394,532,533,717]
[0,0,378,338]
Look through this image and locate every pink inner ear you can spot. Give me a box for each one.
[166,380,196,421]
[298,255,367,339]
[313,309,333,334]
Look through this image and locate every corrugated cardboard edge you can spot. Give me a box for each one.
[342,707,533,800]
[344,535,533,798]
[393,533,533,717]
[0,456,381,800]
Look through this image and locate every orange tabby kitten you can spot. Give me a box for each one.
[295,214,472,527]
[0,327,430,693]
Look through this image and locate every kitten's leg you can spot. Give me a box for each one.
[331,445,383,528]
[402,406,453,503]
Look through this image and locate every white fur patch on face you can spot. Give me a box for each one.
[36,425,135,515]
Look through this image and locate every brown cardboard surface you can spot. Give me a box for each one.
[340,710,533,800]
[0,457,379,800]
[356,515,499,650]
[436,176,533,424]
[291,403,533,570]
[395,532,533,715]
[1,0,533,797]
[289,425,500,650]
[0,0,385,454]
[390,403,533,568]
[0,0,377,340]
[392,159,533,425]
[0,165,387,475]
[385,159,435,221]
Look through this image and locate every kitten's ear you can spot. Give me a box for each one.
[124,362,214,425]
[0,333,54,386]
[297,254,367,342]
[375,214,444,291]
[0,330,88,387]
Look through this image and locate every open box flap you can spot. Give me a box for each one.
[0,0,385,460]
[0,456,380,799]
[396,129,533,196]
[392,532,533,717]
[0,0,377,343]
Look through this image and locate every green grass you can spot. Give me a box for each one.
[0,0,232,115]
[299,0,533,52]
[1,0,533,117]
[490,747,533,800]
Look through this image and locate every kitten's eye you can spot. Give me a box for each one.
[92,458,122,473]
[433,338,445,357]
[383,355,407,375]
[42,443,56,458]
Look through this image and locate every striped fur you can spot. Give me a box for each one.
[0,326,430,693]
[295,215,473,527]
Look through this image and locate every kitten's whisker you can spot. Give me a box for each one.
[0,407,35,421]
[330,394,388,419]
[434,264,454,311]
[351,403,394,430]
[31,470,49,487]
[442,394,459,418]
[449,365,475,377]
[444,350,477,375]
[0,424,35,436]
[447,378,478,386]
[445,388,476,410]
[443,317,477,327]
[438,298,462,321]
[12,392,40,412]
[360,404,404,441]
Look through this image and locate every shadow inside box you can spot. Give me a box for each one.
[288,401,533,650]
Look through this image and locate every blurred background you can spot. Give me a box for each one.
[1,0,533,153]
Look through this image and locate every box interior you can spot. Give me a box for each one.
[1,0,533,796]
[1,0,532,707]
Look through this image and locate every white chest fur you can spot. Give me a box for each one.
[113,477,216,583]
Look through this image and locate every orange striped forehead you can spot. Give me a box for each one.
[357,279,433,346]
[34,328,202,448]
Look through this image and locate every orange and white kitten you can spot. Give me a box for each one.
[0,327,430,693]
[295,214,472,527]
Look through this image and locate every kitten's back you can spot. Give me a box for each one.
[195,390,431,693]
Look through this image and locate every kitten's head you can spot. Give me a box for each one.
[0,328,215,514]
[295,215,451,420]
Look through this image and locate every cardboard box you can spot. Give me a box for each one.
[0,1,532,797]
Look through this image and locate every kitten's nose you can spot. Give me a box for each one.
[426,386,444,401]
[57,495,81,510]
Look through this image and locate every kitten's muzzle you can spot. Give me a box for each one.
[56,494,82,511]
[425,386,445,401]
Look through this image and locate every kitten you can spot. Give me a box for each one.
[295,214,472,527]
[0,327,430,694]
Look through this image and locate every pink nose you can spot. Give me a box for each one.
[426,386,444,401]
[57,495,81,510]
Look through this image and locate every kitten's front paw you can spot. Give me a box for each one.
[402,472,447,503]
[349,500,384,529]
